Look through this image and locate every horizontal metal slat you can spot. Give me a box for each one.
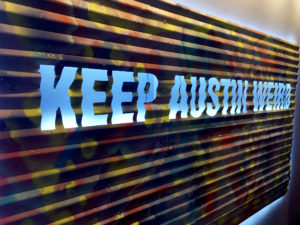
[1,1,298,63]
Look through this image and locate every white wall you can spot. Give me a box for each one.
[171,0,300,224]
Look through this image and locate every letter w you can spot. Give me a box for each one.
[253,81,267,111]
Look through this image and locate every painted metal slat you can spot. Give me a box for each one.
[0,0,298,225]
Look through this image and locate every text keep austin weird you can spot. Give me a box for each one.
[39,65,291,131]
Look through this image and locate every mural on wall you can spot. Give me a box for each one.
[0,0,299,224]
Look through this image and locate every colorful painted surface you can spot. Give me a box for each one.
[0,0,299,224]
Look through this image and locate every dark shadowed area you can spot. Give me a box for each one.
[172,0,300,224]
